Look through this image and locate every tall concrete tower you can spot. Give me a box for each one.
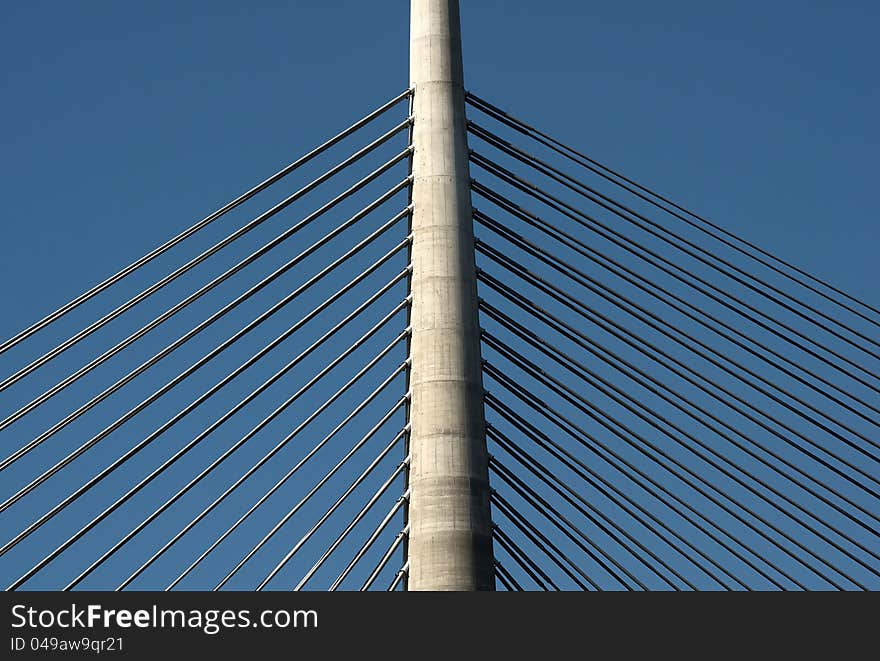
[406,0,495,591]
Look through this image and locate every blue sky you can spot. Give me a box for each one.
[1,0,876,315]
[0,1,877,590]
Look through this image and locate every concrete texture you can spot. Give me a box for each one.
[406,0,495,591]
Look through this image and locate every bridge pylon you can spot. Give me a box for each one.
[405,0,495,591]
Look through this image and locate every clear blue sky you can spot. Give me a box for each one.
[1,1,876,314]
[0,1,877,590]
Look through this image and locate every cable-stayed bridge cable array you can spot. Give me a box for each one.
[0,84,877,590]
[1,90,414,590]
[466,93,880,591]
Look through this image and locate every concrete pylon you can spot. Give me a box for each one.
[406,0,494,591]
